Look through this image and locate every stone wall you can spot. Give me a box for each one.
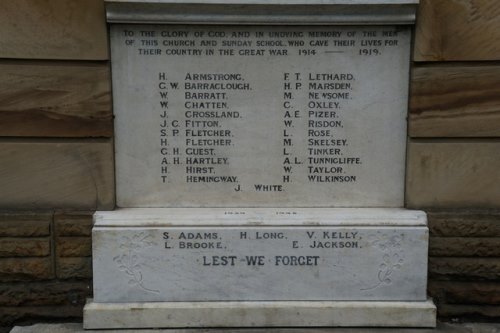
[0,1,110,330]
[0,212,92,330]
[0,0,499,328]
[407,0,500,321]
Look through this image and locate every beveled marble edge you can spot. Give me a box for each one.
[105,1,418,25]
[94,208,427,227]
[85,298,436,309]
[84,298,436,329]
[106,0,419,4]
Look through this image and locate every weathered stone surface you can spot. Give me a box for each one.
[414,0,500,61]
[0,212,51,237]
[0,238,50,257]
[54,213,93,265]
[0,305,83,327]
[429,257,500,281]
[56,258,92,279]
[0,140,114,210]
[0,0,108,60]
[0,61,112,137]
[0,281,90,306]
[429,281,500,305]
[430,237,500,257]
[427,210,500,237]
[54,212,93,237]
[56,237,91,258]
[437,304,500,321]
[409,65,500,137]
[0,258,53,282]
[406,141,500,208]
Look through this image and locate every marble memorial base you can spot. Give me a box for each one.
[84,299,437,329]
[84,208,436,329]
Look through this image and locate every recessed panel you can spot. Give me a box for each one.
[111,25,411,207]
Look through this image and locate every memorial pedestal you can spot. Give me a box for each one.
[87,0,436,329]
[84,208,436,329]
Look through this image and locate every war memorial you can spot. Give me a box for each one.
[82,0,437,329]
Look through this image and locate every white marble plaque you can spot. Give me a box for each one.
[92,208,428,302]
[111,25,411,207]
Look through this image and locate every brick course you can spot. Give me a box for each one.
[0,211,92,327]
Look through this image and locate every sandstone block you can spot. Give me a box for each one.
[0,0,108,60]
[56,258,92,279]
[0,281,90,306]
[430,237,500,257]
[406,141,500,208]
[414,0,500,61]
[0,212,51,237]
[409,65,500,137]
[0,61,112,137]
[0,305,83,327]
[0,140,115,210]
[0,258,53,282]
[0,238,50,257]
[437,304,500,321]
[429,257,500,281]
[427,210,500,237]
[54,212,93,237]
[56,237,91,258]
[429,281,500,305]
